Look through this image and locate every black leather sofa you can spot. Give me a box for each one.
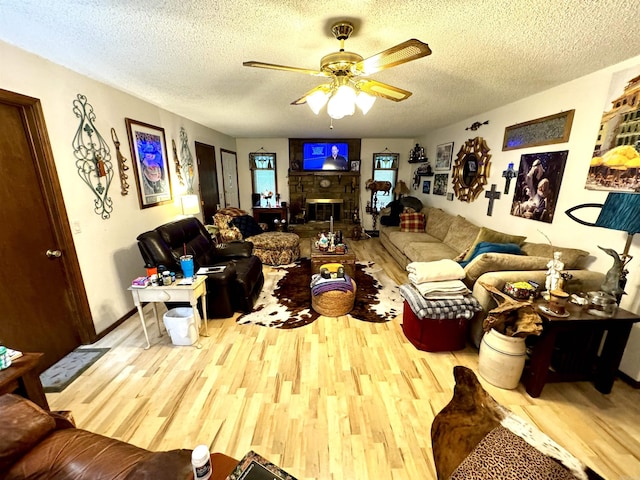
[136,217,264,318]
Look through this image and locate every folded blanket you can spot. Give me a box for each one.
[400,283,482,320]
[413,279,470,297]
[407,259,465,283]
[310,273,354,296]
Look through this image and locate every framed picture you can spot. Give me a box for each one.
[422,180,431,194]
[350,160,360,172]
[125,118,172,209]
[435,142,454,170]
[433,173,448,196]
[510,150,568,223]
[502,110,574,151]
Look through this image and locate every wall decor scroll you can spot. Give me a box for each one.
[125,118,172,209]
[502,110,574,151]
[72,94,114,219]
[172,139,185,188]
[179,127,195,194]
[110,128,130,196]
[452,137,491,202]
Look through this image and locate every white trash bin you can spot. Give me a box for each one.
[163,307,199,346]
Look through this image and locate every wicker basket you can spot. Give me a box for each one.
[312,279,357,317]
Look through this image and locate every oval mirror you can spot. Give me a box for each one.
[452,137,492,202]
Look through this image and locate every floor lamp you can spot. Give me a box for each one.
[565,192,640,298]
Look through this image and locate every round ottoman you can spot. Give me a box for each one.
[312,279,357,316]
[248,232,300,266]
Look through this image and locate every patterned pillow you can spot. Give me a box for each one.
[400,212,425,232]
[231,215,263,239]
[217,207,246,217]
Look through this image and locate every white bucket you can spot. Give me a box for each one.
[163,307,199,346]
[478,328,526,389]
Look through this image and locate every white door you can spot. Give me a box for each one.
[220,148,240,208]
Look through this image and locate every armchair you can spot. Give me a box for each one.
[136,217,264,318]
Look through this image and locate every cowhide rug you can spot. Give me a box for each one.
[237,258,402,328]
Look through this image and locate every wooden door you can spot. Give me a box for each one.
[0,89,94,372]
[195,141,220,224]
[220,148,240,208]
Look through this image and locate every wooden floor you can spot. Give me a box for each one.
[47,238,640,479]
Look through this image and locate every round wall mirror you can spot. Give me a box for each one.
[452,137,491,202]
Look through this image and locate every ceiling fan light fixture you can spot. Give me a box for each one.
[327,84,357,119]
[306,89,329,115]
[356,91,376,115]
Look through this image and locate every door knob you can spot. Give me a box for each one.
[46,249,62,258]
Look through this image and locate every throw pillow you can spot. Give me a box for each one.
[380,200,403,226]
[400,212,425,232]
[217,207,246,217]
[230,214,263,239]
[463,227,527,261]
[459,241,523,267]
[400,196,423,213]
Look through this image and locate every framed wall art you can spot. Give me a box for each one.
[502,110,574,151]
[125,118,172,209]
[433,173,448,196]
[435,142,454,170]
[510,150,568,224]
[350,160,360,172]
[422,180,431,194]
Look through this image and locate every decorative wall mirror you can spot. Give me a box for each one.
[451,137,491,202]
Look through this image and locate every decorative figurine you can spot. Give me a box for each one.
[545,251,564,292]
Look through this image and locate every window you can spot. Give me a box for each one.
[250,152,277,207]
[369,152,399,212]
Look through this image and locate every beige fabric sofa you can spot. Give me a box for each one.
[380,206,605,346]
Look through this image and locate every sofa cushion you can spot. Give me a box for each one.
[443,215,481,254]
[463,227,527,261]
[400,212,425,232]
[0,394,57,472]
[520,242,589,269]
[231,214,263,239]
[404,241,460,263]
[464,253,550,285]
[424,207,455,241]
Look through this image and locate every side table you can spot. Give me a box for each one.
[522,301,640,397]
[128,275,208,349]
[0,352,49,410]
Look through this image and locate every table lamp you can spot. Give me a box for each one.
[565,192,640,297]
[180,194,200,216]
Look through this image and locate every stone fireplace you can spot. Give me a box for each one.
[306,199,343,221]
[288,172,360,224]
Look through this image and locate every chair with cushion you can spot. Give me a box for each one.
[137,217,264,318]
[431,366,604,479]
[0,393,239,479]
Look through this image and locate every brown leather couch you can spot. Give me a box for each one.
[0,394,238,479]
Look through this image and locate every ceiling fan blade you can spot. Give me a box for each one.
[290,84,331,105]
[355,39,432,75]
[243,61,327,77]
[356,79,413,102]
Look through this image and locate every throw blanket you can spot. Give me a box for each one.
[412,279,470,299]
[407,259,465,283]
[310,273,354,296]
[400,283,482,320]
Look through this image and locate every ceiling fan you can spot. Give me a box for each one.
[243,21,432,119]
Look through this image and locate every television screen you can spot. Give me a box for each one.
[302,142,349,171]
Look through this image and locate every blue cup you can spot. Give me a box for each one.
[180,255,194,279]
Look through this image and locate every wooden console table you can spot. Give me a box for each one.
[522,301,640,397]
[0,352,49,410]
[252,206,287,229]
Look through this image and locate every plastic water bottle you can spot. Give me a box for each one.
[192,444,212,480]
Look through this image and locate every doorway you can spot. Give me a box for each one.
[0,89,94,372]
[220,148,240,208]
[195,141,220,224]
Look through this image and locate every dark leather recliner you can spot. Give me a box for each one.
[136,217,264,318]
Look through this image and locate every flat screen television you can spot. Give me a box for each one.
[302,142,349,171]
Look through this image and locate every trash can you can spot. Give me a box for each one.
[163,307,199,346]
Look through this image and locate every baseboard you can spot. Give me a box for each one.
[618,370,640,388]
[93,306,138,342]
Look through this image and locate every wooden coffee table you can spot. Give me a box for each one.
[310,238,357,277]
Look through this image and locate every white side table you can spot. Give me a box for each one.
[128,275,208,349]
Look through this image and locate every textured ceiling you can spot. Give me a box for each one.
[1,0,639,139]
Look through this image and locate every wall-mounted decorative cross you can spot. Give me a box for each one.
[502,162,517,194]
[485,184,501,216]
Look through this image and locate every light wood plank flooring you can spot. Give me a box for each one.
[46,238,640,479]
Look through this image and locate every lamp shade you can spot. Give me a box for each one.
[594,192,640,234]
[180,194,200,216]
